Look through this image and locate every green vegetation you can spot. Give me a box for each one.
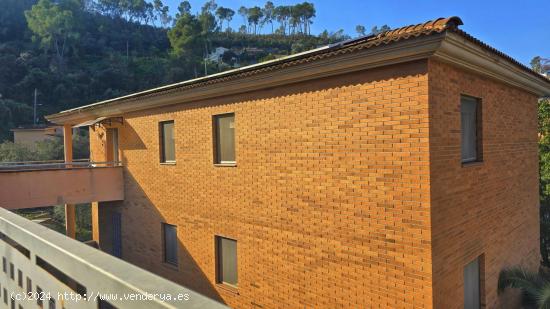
[498,267,550,309]
[0,131,89,162]
[15,204,92,241]
[7,1,549,271]
[1,129,91,241]
[0,0,389,244]
[533,57,550,267]
[0,0,389,143]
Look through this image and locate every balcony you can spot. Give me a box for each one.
[0,207,227,309]
[0,160,124,210]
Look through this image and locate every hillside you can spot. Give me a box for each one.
[0,0,383,142]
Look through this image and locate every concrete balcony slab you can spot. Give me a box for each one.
[0,164,124,209]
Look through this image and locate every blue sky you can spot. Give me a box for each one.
[162,0,550,66]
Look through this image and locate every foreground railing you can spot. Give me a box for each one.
[0,208,228,308]
[0,159,121,172]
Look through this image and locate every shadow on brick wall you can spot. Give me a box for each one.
[97,171,226,305]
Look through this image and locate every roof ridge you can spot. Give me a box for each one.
[373,16,463,40]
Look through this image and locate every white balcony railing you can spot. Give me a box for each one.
[0,208,228,309]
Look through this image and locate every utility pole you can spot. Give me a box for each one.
[33,88,38,126]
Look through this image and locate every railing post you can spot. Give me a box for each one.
[63,124,76,239]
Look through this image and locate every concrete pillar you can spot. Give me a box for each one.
[65,204,76,239]
[91,202,100,242]
[63,124,73,165]
[63,124,76,239]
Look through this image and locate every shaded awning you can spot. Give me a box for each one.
[73,117,123,128]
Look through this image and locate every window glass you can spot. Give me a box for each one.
[464,257,480,309]
[461,96,478,162]
[163,223,178,266]
[215,114,235,163]
[160,121,175,162]
[217,237,237,286]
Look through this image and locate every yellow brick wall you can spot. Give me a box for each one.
[428,59,540,308]
[91,60,433,308]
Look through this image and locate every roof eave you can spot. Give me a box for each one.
[434,31,550,96]
[46,33,445,125]
[47,29,550,125]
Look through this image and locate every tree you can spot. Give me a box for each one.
[541,95,550,267]
[533,57,550,75]
[176,1,191,19]
[371,24,390,35]
[153,0,171,27]
[247,6,263,35]
[0,0,35,42]
[97,0,123,18]
[202,0,218,14]
[25,0,78,67]
[535,55,550,267]
[0,99,33,142]
[356,25,366,37]
[262,1,275,34]
[0,142,35,162]
[238,6,248,33]
[34,137,64,160]
[498,267,550,308]
[300,2,315,35]
[215,7,234,31]
[274,5,290,35]
[199,0,218,33]
[533,57,544,74]
[330,29,350,41]
[167,12,202,60]
[1,0,361,144]
[289,4,300,34]
[0,130,88,162]
[143,1,156,25]
[198,1,218,73]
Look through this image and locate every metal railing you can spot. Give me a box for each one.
[0,159,122,171]
[0,208,228,309]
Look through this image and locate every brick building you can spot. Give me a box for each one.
[45,17,550,308]
[11,125,62,149]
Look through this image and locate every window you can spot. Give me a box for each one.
[461,96,482,163]
[464,257,482,309]
[162,223,178,266]
[37,286,43,307]
[216,236,237,287]
[17,269,22,287]
[26,277,32,294]
[107,128,119,164]
[159,121,175,163]
[213,114,236,164]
